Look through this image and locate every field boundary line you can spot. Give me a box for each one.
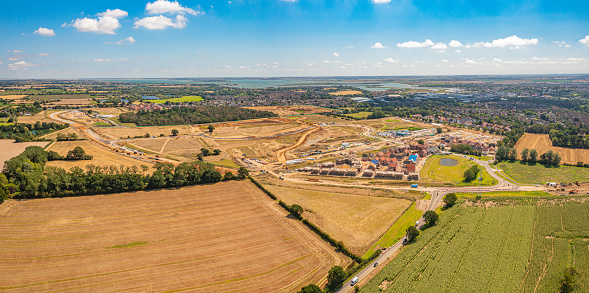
[520,204,539,291]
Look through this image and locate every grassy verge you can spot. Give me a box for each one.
[343,112,372,119]
[497,161,589,184]
[456,191,552,198]
[210,159,239,168]
[362,202,422,259]
[421,155,497,187]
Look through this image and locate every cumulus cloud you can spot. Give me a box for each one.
[449,40,463,47]
[396,39,434,48]
[372,0,391,3]
[553,41,571,48]
[344,45,354,48]
[145,0,202,15]
[8,61,37,70]
[93,58,110,62]
[135,14,188,30]
[70,9,128,34]
[442,59,449,63]
[431,43,447,50]
[464,58,477,64]
[384,57,399,63]
[116,36,136,45]
[580,36,589,47]
[370,42,387,49]
[33,27,55,37]
[12,50,23,53]
[39,53,50,56]
[333,52,339,57]
[468,35,539,49]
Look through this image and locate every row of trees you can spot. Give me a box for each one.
[1,146,246,199]
[496,146,561,166]
[119,106,277,126]
[0,122,69,142]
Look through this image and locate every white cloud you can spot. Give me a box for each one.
[116,36,136,45]
[493,58,502,62]
[449,40,463,47]
[370,42,386,49]
[344,45,354,48]
[531,56,549,61]
[455,49,462,53]
[333,52,339,57]
[468,35,539,49]
[431,42,447,50]
[33,27,55,37]
[8,61,37,70]
[464,58,477,64]
[145,0,202,15]
[12,50,22,53]
[442,59,449,63]
[39,53,49,56]
[71,9,128,34]
[396,39,434,48]
[553,41,570,48]
[134,14,188,30]
[323,60,330,63]
[372,0,391,3]
[566,57,585,63]
[93,59,110,62]
[384,57,399,63]
[580,36,589,47]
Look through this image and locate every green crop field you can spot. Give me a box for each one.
[456,190,552,198]
[362,200,589,293]
[149,95,203,104]
[343,111,373,119]
[497,161,589,184]
[421,155,497,186]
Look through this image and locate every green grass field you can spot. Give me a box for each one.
[93,121,110,126]
[343,111,373,119]
[456,190,552,198]
[209,159,239,168]
[421,155,497,186]
[362,201,589,293]
[149,96,203,104]
[362,203,423,258]
[498,161,589,184]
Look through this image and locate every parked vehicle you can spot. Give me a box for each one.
[351,277,359,286]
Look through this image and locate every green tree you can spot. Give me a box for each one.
[213,149,221,155]
[406,226,420,242]
[171,129,179,136]
[298,284,322,293]
[223,171,236,180]
[520,148,529,162]
[424,210,439,226]
[290,204,304,217]
[417,139,425,145]
[463,168,476,182]
[553,153,562,165]
[145,132,150,138]
[237,167,249,179]
[560,267,577,293]
[529,149,538,163]
[508,148,517,161]
[444,193,457,207]
[208,125,215,133]
[496,145,510,161]
[201,148,211,156]
[437,127,443,134]
[327,266,346,290]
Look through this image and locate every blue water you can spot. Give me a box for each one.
[142,95,160,100]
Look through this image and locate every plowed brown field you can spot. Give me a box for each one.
[514,133,589,164]
[0,181,344,292]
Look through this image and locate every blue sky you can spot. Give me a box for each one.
[1,0,588,78]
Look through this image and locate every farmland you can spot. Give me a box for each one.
[497,161,589,184]
[0,139,49,166]
[515,133,589,165]
[46,140,152,170]
[329,90,363,96]
[343,112,373,119]
[420,155,497,186]
[255,175,414,255]
[149,95,203,104]
[0,181,345,292]
[362,200,589,293]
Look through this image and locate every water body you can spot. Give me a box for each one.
[440,158,458,167]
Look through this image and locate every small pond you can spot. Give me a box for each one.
[440,158,458,167]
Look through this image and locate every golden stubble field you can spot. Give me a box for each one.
[0,140,50,166]
[515,133,589,164]
[46,140,152,171]
[0,181,345,292]
[257,175,414,255]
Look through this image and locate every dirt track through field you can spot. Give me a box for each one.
[0,181,344,292]
[276,127,320,163]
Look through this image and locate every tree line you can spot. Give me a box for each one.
[0,146,246,200]
[495,145,562,166]
[118,106,278,126]
[0,122,69,142]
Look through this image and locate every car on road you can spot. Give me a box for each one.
[350,277,358,286]
[403,238,408,245]
[374,262,378,267]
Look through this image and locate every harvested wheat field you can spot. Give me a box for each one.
[257,176,413,255]
[0,140,49,166]
[46,140,152,170]
[515,133,589,164]
[328,90,363,96]
[95,126,192,140]
[0,181,344,292]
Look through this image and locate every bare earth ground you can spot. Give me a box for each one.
[515,133,589,164]
[0,181,345,292]
[0,140,50,165]
[46,140,152,170]
[257,175,413,255]
[95,126,192,140]
[16,111,55,124]
[41,127,81,140]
